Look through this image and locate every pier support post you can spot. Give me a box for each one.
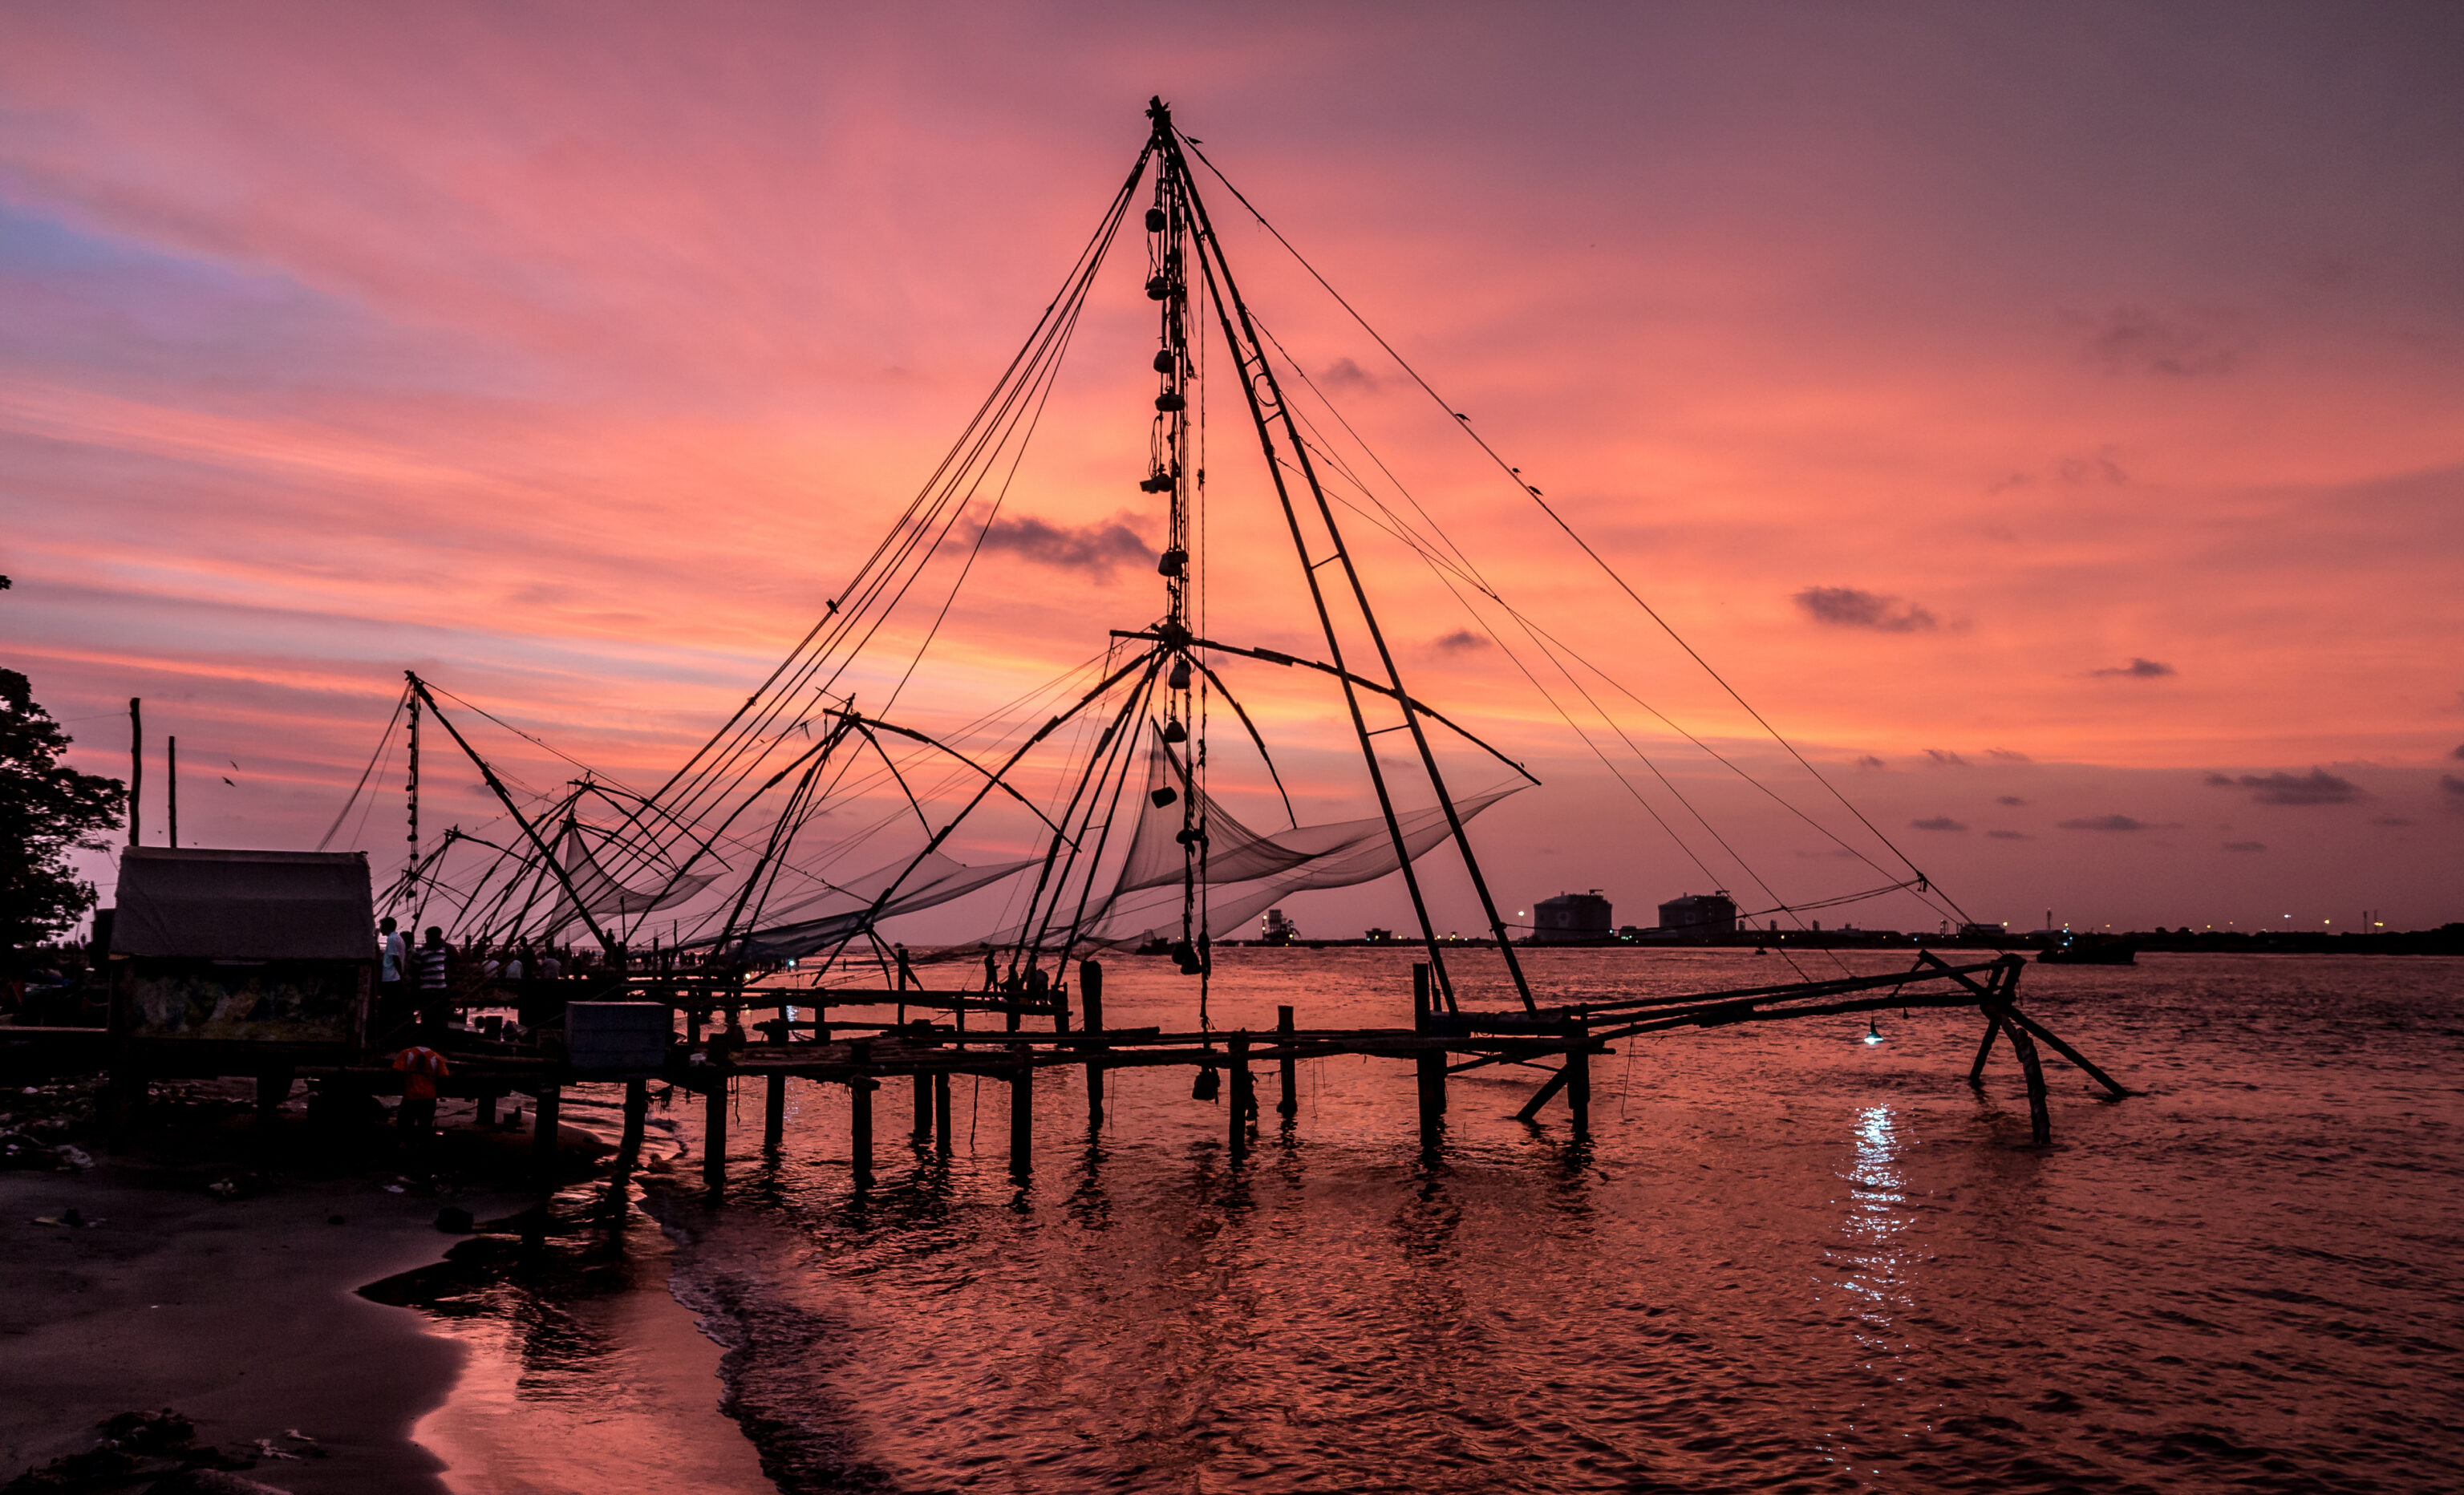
[1276,1006,1298,1117]
[703,1079,727,1193]
[1082,958,1106,1131]
[1967,1011,2003,1087]
[1229,1035,1253,1165]
[934,1071,952,1155]
[1564,1042,1591,1141]
[619,1079,647,1169]
[1007,1050,1033,1177]
[913,1072,933,1142]
[851,1081,875,1189]
[534,1084,562,1185]
[764,1072,787,1152]
[1991,1006,2052,1145]
[1416,1049,1445,1152]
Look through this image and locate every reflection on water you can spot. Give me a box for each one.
[406,950,2464,1494]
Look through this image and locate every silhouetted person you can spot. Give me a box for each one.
[415,926,452,1033]
[377,916,410,1036]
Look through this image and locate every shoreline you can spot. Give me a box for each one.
[2,1086,769,1495]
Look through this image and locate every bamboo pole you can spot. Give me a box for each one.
[534,1084,562,1188]
[619,1079,647,1169]
[913,1072,933,1142]
[1416,1050,1445,1151]
[1082,958,1106,1129]
[1992,1007,2052,1145]
[934,1071,952,1155]
[764,1072,787,1151]
[1229,1035,1252,1165]
[1007,1048,1032,1176]
[851,1076,875,1188]
[1968,1012,2003,1087]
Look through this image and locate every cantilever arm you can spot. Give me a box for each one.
[1109,630,1540,786]
[821,707,1068,837]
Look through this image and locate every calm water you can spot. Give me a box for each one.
[506,951,2464,1492]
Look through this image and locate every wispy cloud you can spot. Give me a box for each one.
[1854,755,1887,770]
[1433,629,1490,653]
[1995,795,2027,806]
[1987,748,2031,761]
[2072,305,2245,378]
[1321,357,1380,392]
[1925,748,1968,767]
[2093,658,2175,679]
[1911,816,1967,831]
[2058,813,2166,831]
[2222,840,2266,853]
[2203,768,2363,806]
[1985,829,2032,840]
[1793,586,1937,633]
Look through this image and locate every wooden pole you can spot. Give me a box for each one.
[913,1072,933,1142]
[475,1089,500,1129]
[534,1084,562,1186]
[934,1071,952,1155]
[703,1079,727,1192]
[619,1078,647,1168]
[1412,962,1431,1028]
[1276,1005,1298,1117]
[1564,1041,1591,1141]
[850,1076,875,1188]
[1416,1050,1445,1151]
[1513,1064,1570,1123]
[1993,1007,2052,1145]
[166,735,177,848]
[1967,1011,2003,1087]
[1007,1048,1032,1176]
[128,698,142,847]
[254,1066,290,1116]
[764,1072,787,1151]
[1082,958,1106,1130]
[2002,1007,2131,1098]
[1229,1035,1252,1165]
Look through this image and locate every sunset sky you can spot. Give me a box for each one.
[6,2,2460,937]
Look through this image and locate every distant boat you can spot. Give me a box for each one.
[2037,934,2136,966]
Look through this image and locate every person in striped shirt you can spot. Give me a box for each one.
[415,927,452,1032]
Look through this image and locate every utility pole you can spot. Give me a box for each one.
[167,735,178,848]
[128,698,142,847]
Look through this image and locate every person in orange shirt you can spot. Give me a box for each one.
[393,1043,450,1141]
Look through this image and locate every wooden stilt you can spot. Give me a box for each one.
[1564,1043,1591,1140]
[1968,1011,2004,1086]
[1416,1049,1445,1151]
[1276,1006,1298,1117]
[764,1072,787,1151]
[2003,1007,2131,1098]
[535,1084,563,1185]
[1082,958,1106,1130]
[1229,1035,1252,1165]
[851,1077,875,1188]
[1513,1064,1570,1123]
[1989,1005,2052,1145]
[913,1072,933,1141]
[619,1079,647,1169]
[934,1071,953,1155]
[1007,1051,1033,1176]
[703,1080,727,1192]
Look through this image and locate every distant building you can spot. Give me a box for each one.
[1532,890,1613,943]
[1656,891,1738,942]
[1364,926,1397,944]
[1260,908,1299,945]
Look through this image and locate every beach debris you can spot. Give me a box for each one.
[204,1173,258,1200]
[434,1205,475,1233]
[278,1432,314,1446]
[381,1183,406,1194]
[244,1440,298,1462]
[55,1145,93,1170]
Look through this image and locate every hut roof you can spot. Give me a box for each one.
[111,848,375,962]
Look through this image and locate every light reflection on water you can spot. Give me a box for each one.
[419,950,2464,1494]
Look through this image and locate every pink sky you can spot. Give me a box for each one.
[5,2,2460,934]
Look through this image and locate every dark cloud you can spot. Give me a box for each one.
[1433,629,1489,653]
[2057,449,2131,485]
[1985,829,2032,841]
[2203,768,2363,806]
[1794,586,1938,633]
[2373,816,2417,827]
[2443,774,2464,800]
[1925,749,1968,767]
[2092,658,2175,679]
[2222,841,2267,853]
[2058,813,2159,831]
[1854,755,1886,770]
[1987,748,2032,762]
[1996,795,2028,806]
[967,513,1150,577]
[1911,816,1968,832]
[2451,744,2464,760]
[2073,305,2244,378]
[1321,356,1380,392]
